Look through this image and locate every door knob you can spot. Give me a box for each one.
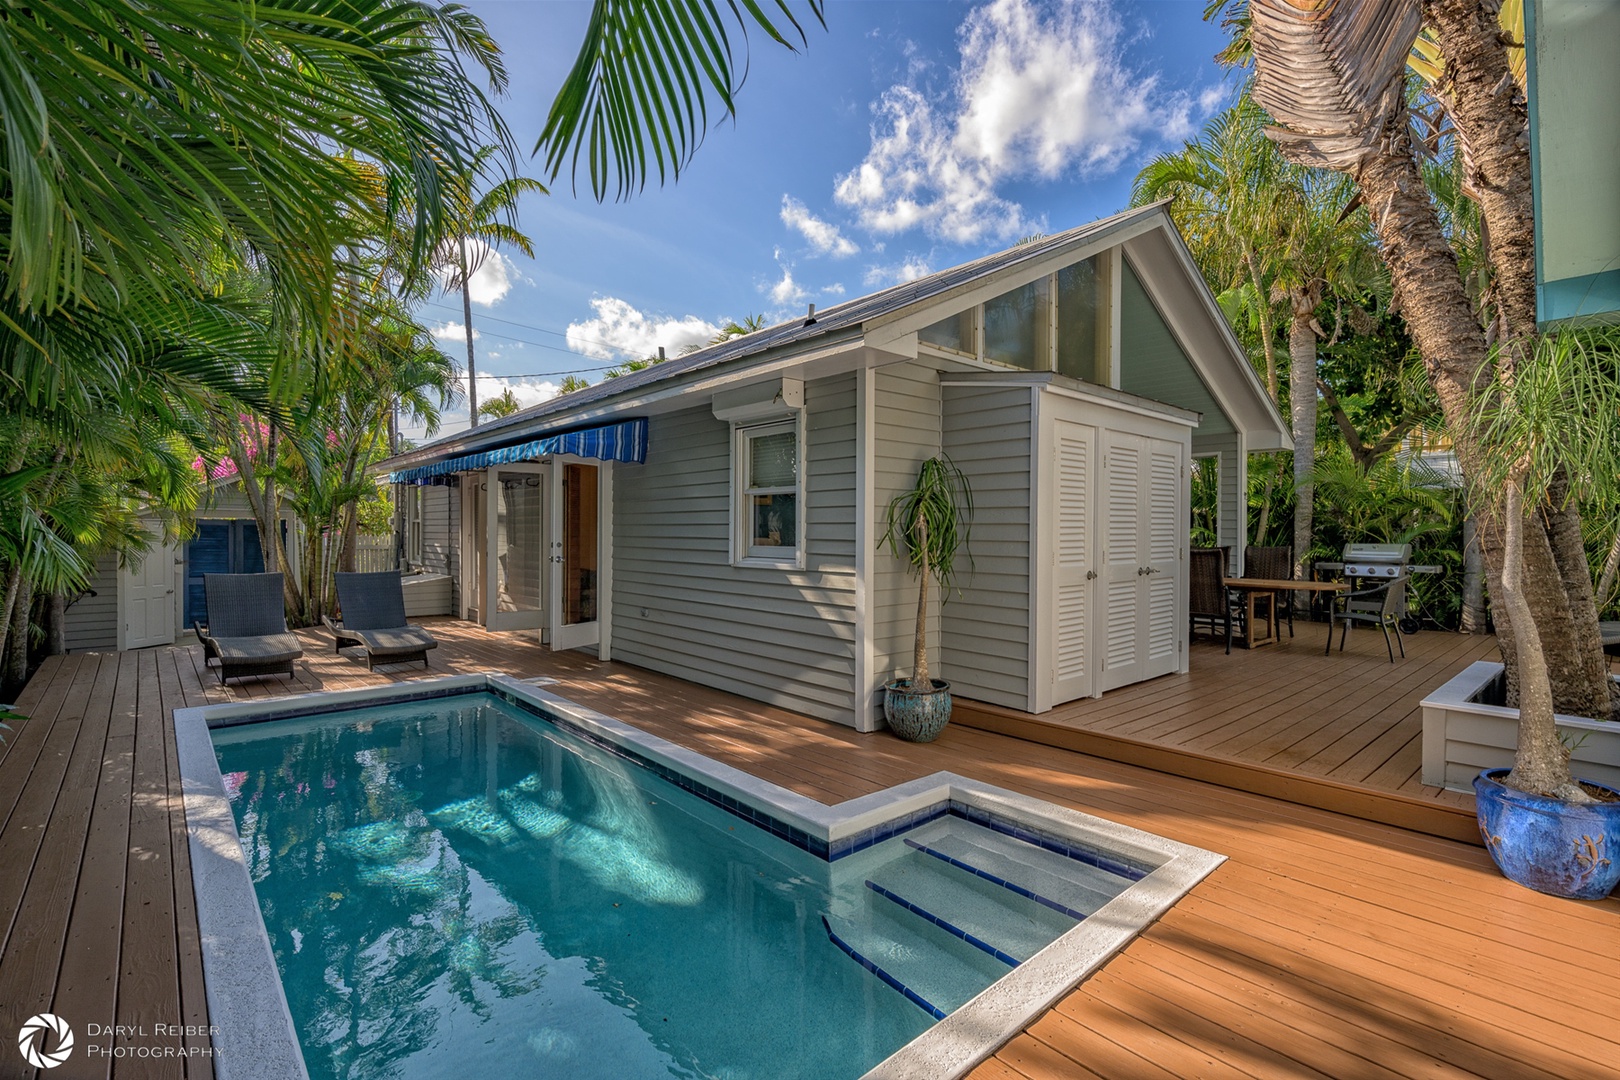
[1085,570,1097,580]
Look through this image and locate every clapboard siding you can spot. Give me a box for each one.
[940,385,1032,709]
[64,555,120,652]
[446,487,462,613]
[1119,257,1234,436]
[872,362,943,725]
[418,486,453,580]
[610,375,859,724]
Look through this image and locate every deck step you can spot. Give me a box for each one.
[865,851,1076,965]
[901,820,1137,920]
[822,901,1010,1019]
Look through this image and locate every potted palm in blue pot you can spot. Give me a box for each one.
[880,456,972,742]
[1467,331,1620,900]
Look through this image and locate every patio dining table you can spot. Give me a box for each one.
[1223,577,1347,649]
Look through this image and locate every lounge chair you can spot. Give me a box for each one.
[194,573,304,684]
[324,570,438,670]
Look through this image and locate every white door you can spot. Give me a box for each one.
[547,459,602,652]
[1051,420,1096,703]
[1097,432,1183,692]
[485,465,546,632]
[122,536,178,649]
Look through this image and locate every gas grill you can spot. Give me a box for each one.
[1315,542,1442,633]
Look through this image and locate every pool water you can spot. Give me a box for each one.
[213,693,1139,1080]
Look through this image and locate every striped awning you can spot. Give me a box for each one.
[388,418,648,484]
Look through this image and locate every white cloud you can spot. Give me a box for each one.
[768,264,809,307]
[435,240,519,307]
[565,296,722,361]
[1198,85,1226,115]
[780,195,858,257]
[864,257,934,287]
[429,320,479,343]
[474,374,559,412]
[834,0,1195,244]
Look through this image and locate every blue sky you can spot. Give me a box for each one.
[414,0,1239,438]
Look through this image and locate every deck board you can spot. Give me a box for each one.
[0,619,1612,1080]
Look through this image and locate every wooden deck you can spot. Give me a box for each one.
[957,626,1502,843]
[1,619,1615,1080]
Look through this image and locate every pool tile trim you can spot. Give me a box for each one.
[175,673,1225,1080]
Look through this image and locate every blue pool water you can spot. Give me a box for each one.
[213,692,1140,1080]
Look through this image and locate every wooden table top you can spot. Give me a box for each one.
[1224,577,1347,591]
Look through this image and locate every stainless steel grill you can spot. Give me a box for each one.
[1341,542,1411,579]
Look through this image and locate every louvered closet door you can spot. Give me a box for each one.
[1051,420,1096,703]
[1141,437,1183,681]
[1098,431,1146,692]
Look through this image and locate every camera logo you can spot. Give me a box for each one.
[18,1014,74,1069]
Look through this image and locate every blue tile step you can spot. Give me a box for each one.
[902,818,1135,919]
[822,899,1010,1019]
[865,850,1077,965]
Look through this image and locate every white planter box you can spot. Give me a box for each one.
[401,572,452,618]
[1421,661,1620,792]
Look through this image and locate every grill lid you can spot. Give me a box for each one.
[1342,542,1411,564]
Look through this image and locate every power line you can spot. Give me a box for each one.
[419,300,631,358]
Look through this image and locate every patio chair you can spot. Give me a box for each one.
[324,570,438,670]
[1244,545,1295,638]
[1326,573,1408,662]
[1189,546,1236,653]
[194,573,303,684]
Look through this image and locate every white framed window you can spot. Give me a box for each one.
[732,418,803,567]
[405,486,424,564]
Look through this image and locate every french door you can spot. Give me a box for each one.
[1097,430,1183,692]
[485,466,545,631]
[548,460,602,651]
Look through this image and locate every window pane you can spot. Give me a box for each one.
[1057,255,1108,382]
[749,430,797,488]
[919,309,974,355]
[983,280,1044,370]
[750,493,796,550]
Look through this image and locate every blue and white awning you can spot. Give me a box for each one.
[388,418,647,485]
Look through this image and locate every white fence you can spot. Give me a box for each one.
[320,535,397,574]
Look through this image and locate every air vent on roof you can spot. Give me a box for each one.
[804,303,816,327]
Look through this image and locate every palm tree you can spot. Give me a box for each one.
[1245,0,1611,794]
[478,388,523,420]
[558,375,592,394]
[440,147,548,427]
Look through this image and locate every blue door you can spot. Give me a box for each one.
[184,520,270,627]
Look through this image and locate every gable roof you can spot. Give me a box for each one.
[383,202,1286,471]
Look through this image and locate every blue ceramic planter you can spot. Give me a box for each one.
[883,679,952,743]
[1474,768,1620,900]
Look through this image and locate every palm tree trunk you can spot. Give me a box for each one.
[1288,308,1317,604]
[1461,512,1488,633]
[3,577,32,700]
[1596,523,1620,607]
[911,511,931,690]
[1244,244,1280,401]
[460,236,479,428]
[1355,122,1609,718]
[0,564,20,684]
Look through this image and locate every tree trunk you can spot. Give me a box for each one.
[1460,512,1488,632]
[1596,522,1620,607]
[911,509,930,690]
[45,592,65,656]
[339,504,360,574]
[1244,244,1280,401]
[460,236,479,428]
[1354,120,1609,717]
[1288,306,1317,606]
[1499,481,1585,799]
[0,564,21,684]
[3,577,32,700]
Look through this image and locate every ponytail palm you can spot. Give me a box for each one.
[881,457,973,691]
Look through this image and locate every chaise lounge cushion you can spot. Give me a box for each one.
[204,632,306,665]
[340,624,438,657]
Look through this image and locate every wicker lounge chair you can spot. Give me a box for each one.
[194,573,303,684]
[1244,545,1295,637]
[1189,546,1236,653]
[324,570,438,670]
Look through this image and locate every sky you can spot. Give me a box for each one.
[410,0,1240,441]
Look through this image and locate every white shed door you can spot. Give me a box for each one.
[1098,431,1182,692]
[122,537,177,649]
[1051,420,1095,703]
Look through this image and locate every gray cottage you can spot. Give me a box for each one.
[381,203,1290,730]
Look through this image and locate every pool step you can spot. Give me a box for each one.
[864,851,1077,965]
[903,824,1137,919]
[822,901,1010,1019]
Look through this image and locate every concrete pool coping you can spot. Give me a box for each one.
[175,672,1225,1080]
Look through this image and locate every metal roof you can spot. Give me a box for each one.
[381,203,1173,472]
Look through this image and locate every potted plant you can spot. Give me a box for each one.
[880,456,972,742]
[1466,331,1620,900]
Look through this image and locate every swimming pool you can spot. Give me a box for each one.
[177,675,1222,1080]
